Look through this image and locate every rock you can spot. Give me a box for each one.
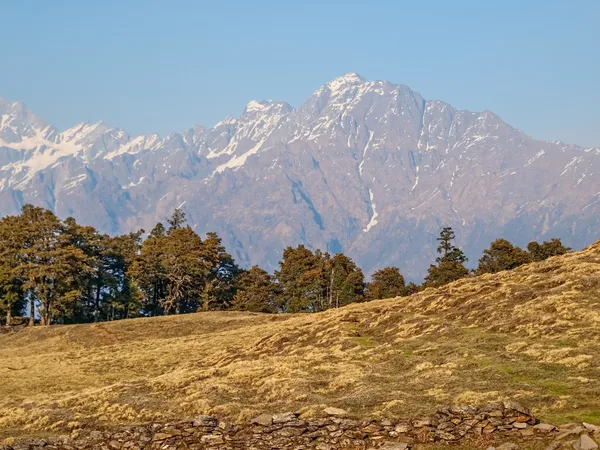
[200,434,224,445]
[437,431,459,441]
[324,407,348,417]
[513,415,531,423]
[412,418,432,428]
[193,415,219,427]
[520,428,535,436]
[496,443,519,450]
[363,423,382,433]
[152,432,172,441]
[380,443,410,450]
[503,401,531,416]
[395,422,411,434]
[583,424,600,434]
[480,402,505,413]
[545,443,561,450]
[561,424,584,431]
[535,423,557,432]
[558,429,584,440]
[89,431,103,440]
[513,422,528,429]
[108,440,121,449]
[252,413,273,426]
[574,435,599,450]
[272,412,298,423]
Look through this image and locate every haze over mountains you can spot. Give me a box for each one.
[1,74,599,279]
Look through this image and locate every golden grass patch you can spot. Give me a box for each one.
[1,241,599,437]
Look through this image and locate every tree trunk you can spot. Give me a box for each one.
[329,268,335,309]
[6,308,11,327]
[29,296,35,326]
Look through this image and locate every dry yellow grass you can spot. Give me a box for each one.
[1,240,599,439]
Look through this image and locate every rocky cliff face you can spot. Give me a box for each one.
[1,74,599,279]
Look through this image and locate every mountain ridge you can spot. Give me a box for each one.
[1,74,599,279]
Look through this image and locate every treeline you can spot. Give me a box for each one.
[0,206,571,326]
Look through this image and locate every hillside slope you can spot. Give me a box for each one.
[0,241,599,438]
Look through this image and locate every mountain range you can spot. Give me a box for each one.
[1,73,599,279]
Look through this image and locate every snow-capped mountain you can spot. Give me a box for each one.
[1,74,599,279]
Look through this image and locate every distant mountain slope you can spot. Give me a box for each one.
[1,240,599,436]
[1,75,599,278]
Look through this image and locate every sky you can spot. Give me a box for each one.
[1,0,599,147]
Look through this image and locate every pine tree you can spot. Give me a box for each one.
[61,217,105,322]
[275,245,322,312]
[327,253,365,308]
[131,224,168,316]
[0,215,25,326]
[232,266,278,313]
[108,231,144,319]
[475,238,531,275]
[365,267,407,301]
[167,208,186,231]
[424,227,469,287]
[161,226,208,314]
[16,205,89,325]
[527,238,571,262]
[199,232,240,311]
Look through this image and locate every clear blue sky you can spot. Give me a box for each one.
[1,0,598,146]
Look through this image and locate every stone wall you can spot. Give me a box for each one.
[2,402,599,450]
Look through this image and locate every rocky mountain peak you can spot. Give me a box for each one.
[0,75,598,279]
[326,72,367,93]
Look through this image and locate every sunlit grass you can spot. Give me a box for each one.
[0,240,598,439]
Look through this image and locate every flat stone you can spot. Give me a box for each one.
[412,418,432,427]
[437,431,459,441]
[324,407,348,417]
[583,423,600,434]
[503,401,531,416]
[535,423,557,432]
[574,435,599,450]
[520,428,535,436]
[558,429,583,440]
[193,415,218,427]
[152,433,172,441]
[200,434,224,444]
[252,413,273,426]
[394,423,411,434]
[513,422,528,429]
[513,415,531,423]
[545,443,561,450]
[380,443,410,450]
[272,412,298,423]
[496,443,519,450]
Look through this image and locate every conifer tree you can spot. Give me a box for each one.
[327,253,365,308]
[424,227,469,287]
[131,223,168,316]
[475,238,531,275]
[275,245,322,312]
[17,205,89,325]
[199,232,240,311]
[365,266,407,301]
[0,215,25,326]
[232,266,278,313]
[167,208,186,231]
[527,238,571,262]
[161,226,207,314]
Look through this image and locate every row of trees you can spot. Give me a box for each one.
[0,206,571,326]
[422,227,570,288]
